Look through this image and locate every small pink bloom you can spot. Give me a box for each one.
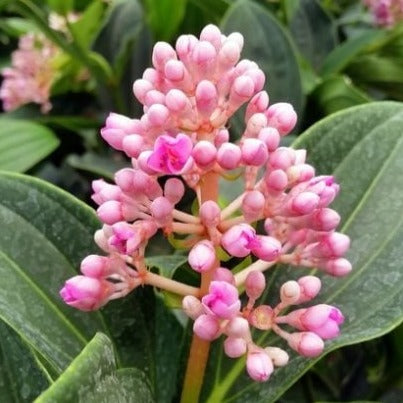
[60,276,108,311]
[246,349,273,382]
[249,305,274,330]
[188,240,216,272]
[202,281,241,319]
[109,222,141,255]
[193,314,221,340]
[147,133,193,174]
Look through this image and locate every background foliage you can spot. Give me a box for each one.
[0,0,402,402]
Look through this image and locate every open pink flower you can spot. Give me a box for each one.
[147,133,193,174]
[202,281,241,319]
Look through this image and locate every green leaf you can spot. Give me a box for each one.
[312,75,371,115]
[0,119,59,172]
[67,152,128,180]
[202,102,403,402]
[68,2,105,50]
[0,321,49,402]
[320,29,387,77]
[290,0,337,71]
[221,0,303,136]
[144,0,187,41]
[46,0,73,15]
[146,255,188,278]
[35,333,154,403]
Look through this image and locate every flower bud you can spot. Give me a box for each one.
[192,140,217,168]
[246,349,273,382]
[297,276,321,303]
[245,271,266,300]
[251,236,282,262]
[188,240,216,272]
[132,79,154,104]
[221,224,256,257]
[195,80,218,117]
[288,192,320,216]
[323,258,352,276]
[241,138,268,166]
[214,129,229,148]
[97,201,123,225]
[225,317,250,338]
[287,332,324,357]
[269,147,296,170]
[245,91,269,121]
[164,178,185,204]
[80,255,108,278]
[152,41,176,71]
[146,104,170,128]
[200,24,222,50]
[193,314,221,340]
[213,267,235,285]
[202,281,241,319]
[224,337,247,358]
[217,143,242,170]
[258,127,280,152]
[122,134,144,158]
[265,169,288,193]
[266,103,297,136]
[242,190,265,222]
[264,347,289,367]
[150,196,173,226]
[200,200,221,227]
[314,233,350,258]
[280,280,301,305]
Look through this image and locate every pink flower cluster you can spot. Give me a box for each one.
[0,33,56,112]
[364,0,403,26]
[183,271,344,382]
[60,24,351,382]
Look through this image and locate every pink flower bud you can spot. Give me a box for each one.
[165,89,192,113]
[227,32,244,50]
[202,281,241,319]
[214,129,229,148]
[91,180,121,205]
[287,164,315,184]
[304,208,341,231]
[246,349,273,382]
[287,332,324,357]
[244,113,268,138]
[287,192,320,215]
[182,295,204,320]
[164,178,185,204]
[265,169,288,193]
[242,190,265,222]
[150,196,173,226]
[80,255,108,278]
[264,347,289,367]
[200,24,222,50]
[175,34,197,63]
[100,113,138,150]
[114,168,135,193]
[109,222,141,255]
[144,89,165,107]
[297,276,321,303]
[245,91,269,121]
[137,151,158,175]
[192,140,217,168]
[280,280,301,305]
[217,143,242,170]
[147,134,193,174]
[314,233,350,258]
[146,104,170,128]
[192,41,217,79]
[249,305,274,330]
[228,76,254,112]
[193,314,221,340]
[251,236,282,261]
[213,267,235,285]
[152,41,176,71]
[266,103,297,136]
[164,59,185,82]
[196,80,218,117]
[269,147,296,170]
[188,240,216,272]
[97,201,123,225]
[218,40,241,69]
[225,317,250,338]
[323,258,352,276]
[221,224,257,257]
[258,127,280,152]
[122,134,144,158]
[200,200,221,227]
[241,138,268,166]
[245,271,266,300]
[224,337,247,358]
[60,276,108,311]
[132,79,154,104]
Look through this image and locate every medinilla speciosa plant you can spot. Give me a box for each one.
[60,24,351,402]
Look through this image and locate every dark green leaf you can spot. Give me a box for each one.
[0,321,49,402]
[146,255,188,278]
[35,333,154,403]
[0,119,59,172]
[290,0,337,71]
[46,0,73,15]
[144,0,187,41]
[202,102,403,402]
[221,0,303,137]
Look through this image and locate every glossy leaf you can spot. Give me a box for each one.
[146,255,188,278]
[35,333,153,403]
[202,102,403,402]
[312,75,371,115]
[221,0,303,136]
[0,119,59,172]
[0,321,49,402]
[290,0,337,71]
